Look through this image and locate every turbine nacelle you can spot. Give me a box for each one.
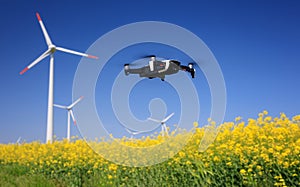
[48,44,56,53]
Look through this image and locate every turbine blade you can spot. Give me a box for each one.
[56,47,98,59]
[125,128,143,135]
[36,13,52,46]
[69,110,77,125]
[16,137,21,144]
[53,104,68,109]
[68,96,84,109]
[20,49,51,75]
[148,118,161,123]
[125,128,131,134]
[133,131,143,135]
[161,113,174,123]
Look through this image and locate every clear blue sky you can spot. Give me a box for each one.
[1,0,300,143]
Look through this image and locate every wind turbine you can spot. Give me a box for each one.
[148,113,174,136]
[16,137,22,145]
[54,96,83,141]
[124,128,144,139]
[19,13,98,143]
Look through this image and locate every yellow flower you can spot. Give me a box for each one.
[235,116,242,121]
[108,163,118,171]
[178,151,186,158]
[264,116,272,122]
[268,148,274,154]
[279,178,285,182]
[193,122,199,128]
[226,162,232,166]
[240,169,246,175]
[283,161,289,168]
[213,156,220,162]
[292,114,300,121]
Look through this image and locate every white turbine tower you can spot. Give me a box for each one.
[148,113,174,136]
[54,96,83,141]
[20,13,98,143]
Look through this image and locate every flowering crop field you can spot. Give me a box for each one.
[1,111,300,186]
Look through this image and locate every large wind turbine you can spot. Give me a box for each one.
[148,113,174,136]
[20,13,98,143]
[54,96,83,141]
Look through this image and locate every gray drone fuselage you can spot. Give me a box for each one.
[124,59,195,81]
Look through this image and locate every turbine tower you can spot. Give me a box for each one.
[20,13,98,143]
[54,96,83,141]
[148,113,174,136]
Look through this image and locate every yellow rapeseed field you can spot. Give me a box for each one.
[1,111,300,186]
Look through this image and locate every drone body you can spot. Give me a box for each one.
[124,56,195,81]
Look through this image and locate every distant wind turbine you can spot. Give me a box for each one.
[19,13,98,143]
[54,96,83,141]
[148,113,174,136]
[16,137,22,144]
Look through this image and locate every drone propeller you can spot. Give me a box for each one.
[141,55,156,59]
[127,60,148,67]
[125,55,157,67]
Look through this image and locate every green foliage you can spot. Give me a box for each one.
[0,164,57,187]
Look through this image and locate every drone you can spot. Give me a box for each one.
[124,55,196,81]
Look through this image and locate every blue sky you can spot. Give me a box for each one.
[1,0,300,143]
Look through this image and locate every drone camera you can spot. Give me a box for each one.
[188,63,193,69]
